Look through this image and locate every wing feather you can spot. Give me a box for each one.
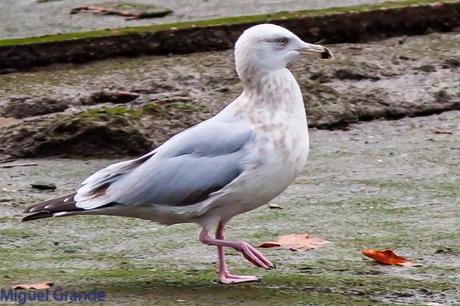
[75,119,252,210]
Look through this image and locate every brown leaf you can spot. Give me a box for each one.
[115,90,139,99]
[70,4,172,19]
[13,282,53,290]
[362,249,419,266]
[0,117,21,128]
[258,233,329,251]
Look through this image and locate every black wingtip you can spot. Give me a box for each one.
[21,211,53,222]
[22,193,80,218]
[320,47,334,60]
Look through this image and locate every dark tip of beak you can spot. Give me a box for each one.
[321,47,333,59]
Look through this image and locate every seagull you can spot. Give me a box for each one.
[22,24,332,284]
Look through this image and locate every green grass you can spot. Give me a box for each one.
[1,265,454,305]
[0,0,457,47]
[79,106,142,120]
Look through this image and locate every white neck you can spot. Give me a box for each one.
[241,68,305,117]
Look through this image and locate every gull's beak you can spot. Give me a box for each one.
[297,42,333,59]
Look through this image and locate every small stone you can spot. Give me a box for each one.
[334,68,380,81]
[435,247,454,254]
[88,90,139,104]
[443,58,460,69]
[418,288,433,294]
[215,86,230,93]
[269,203,283,209]
[416,65,436,73]
[31,182,57,190]
[395,291,414,297]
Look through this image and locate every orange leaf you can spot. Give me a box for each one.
[115,90,139,99]
[258,233,329,251]
[13,282,53,290]
[362,249,418,266]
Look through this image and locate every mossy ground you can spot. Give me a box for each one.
[0,111,458,305]
[0,0,457,47]
[1,31,458,133]
[78,102,205,123]
[0,16,458,304]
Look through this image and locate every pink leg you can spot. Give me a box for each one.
[199,222,274,284]
[215,222,260,284]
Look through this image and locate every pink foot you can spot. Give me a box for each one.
[199,226,274,270]
[199,222,275,284]
[235,241,275,270]
[219,272,260,284]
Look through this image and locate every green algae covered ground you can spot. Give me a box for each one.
[0,0,457,46]
[0,111,458,305]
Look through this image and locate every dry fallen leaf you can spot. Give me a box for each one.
[0,117,21,128]
[70,4,172,20]
[258,233,329,251]
[362,249,419,266]
[13,282,53,290]
[115,90,140,100]
[432,128,453,135]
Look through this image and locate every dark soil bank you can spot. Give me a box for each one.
[0,32,459,158]
[1,1,459,70]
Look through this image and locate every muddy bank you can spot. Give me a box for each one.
[1,1,459,70]
[0,31,459,158]
[1,111,459,305]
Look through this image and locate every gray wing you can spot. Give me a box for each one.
[75,118,253,210]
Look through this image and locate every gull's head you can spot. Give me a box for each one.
[235,24,332,76]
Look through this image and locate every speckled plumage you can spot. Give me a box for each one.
[23,24,330,284]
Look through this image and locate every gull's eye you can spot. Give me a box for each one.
[275,38,289,46]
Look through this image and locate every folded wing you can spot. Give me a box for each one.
[76,119,253,210]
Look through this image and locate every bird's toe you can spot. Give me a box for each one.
[219,273,261,284]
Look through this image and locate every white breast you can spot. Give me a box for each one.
[206,68,309,220]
